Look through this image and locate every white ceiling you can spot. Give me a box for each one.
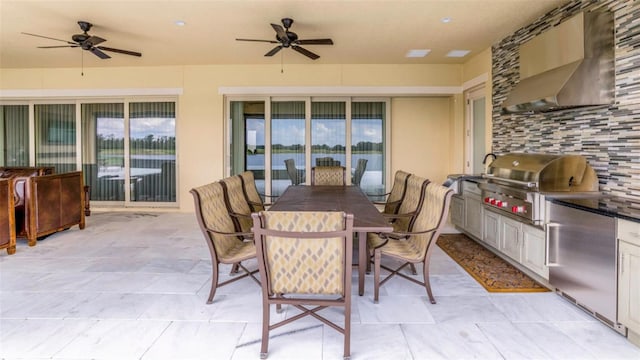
[0,0,567,69]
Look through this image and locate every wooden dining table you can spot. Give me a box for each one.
[268,185,393,296]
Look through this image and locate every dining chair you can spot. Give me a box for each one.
[239,170,278,212]
[284,159,305,185]
[351,158,368,186]
[190,181,260,304]
[252,210,354,360]
[371,170,411,215]
[315,156,341,167]
[311,166,346,186]
[368,181,453,304]
[367,174,427,274]
[220,175,254,235]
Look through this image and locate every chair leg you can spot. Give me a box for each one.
[423,261,436,304]
[207,263,220,304]
[261,299,271,359]
[374,250,381,303]
[409,263,417,275]
[230,262,240,274]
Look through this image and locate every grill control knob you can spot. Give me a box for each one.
[484,197,490,203]
[496,200,503,207]
[490,199,497,205]
[511,206,525,213]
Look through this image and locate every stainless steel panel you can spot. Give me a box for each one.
[501,10,614,113]
[486,153,598,192]
[547,202,617,323]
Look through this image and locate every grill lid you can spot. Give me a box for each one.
[486,153,598,192]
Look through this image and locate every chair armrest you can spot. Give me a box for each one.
[229,211,252,220]
[381,211,415,220]
[205,227,254,239]
[380,227,437,238]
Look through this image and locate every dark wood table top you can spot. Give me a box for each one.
[269,185,393,232]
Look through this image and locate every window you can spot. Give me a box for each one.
[35,104,77,174]
[1,99,177,206]
[0,105,29,166]
[227,97,389,196]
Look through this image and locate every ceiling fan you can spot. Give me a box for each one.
[22,21,142,59]
[236,18,333,60]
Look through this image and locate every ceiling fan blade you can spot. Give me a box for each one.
[236,38,279,43]
[37,45,79,49]
[292,46,319,60]
[22,32,76,45]
[97,46,142,57]
[264,46,283,57]
[89,47,111,59]
[271,23,287,41]
[85,35,106,46]
[297,39,334,45]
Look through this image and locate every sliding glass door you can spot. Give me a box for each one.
[0,99,177,207]
[228,97,389,196]
[271,101,305,196]
[0,105,29,166]
[34,104,77,174]
[82,103,125,201]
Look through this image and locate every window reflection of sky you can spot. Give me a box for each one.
[247,118,382,146]
[97,117,175,139]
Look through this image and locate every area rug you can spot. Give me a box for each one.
[436,234,549,293]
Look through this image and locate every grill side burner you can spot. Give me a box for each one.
[478,153,599,224]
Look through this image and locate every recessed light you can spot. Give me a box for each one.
[406,49,431,58]
[441,17,452,24]
[446,50,470,58]
[174,20,186,26]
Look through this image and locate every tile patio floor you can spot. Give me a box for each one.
[1,212,639,359]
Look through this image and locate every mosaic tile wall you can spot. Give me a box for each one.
[492,0,640,203]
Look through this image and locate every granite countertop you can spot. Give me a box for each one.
[549,196,640,223]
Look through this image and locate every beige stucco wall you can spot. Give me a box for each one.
[1,63,466,211]
[391,97,453,184]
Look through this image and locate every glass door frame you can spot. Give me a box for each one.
[464,85,487,174]
[0,96,179,208]
[224,95,392,197]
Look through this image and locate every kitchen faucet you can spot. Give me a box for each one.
[482,153,497,165]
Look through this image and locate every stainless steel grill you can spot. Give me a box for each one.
[478,153,599,224]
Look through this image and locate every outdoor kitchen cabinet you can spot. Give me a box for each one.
[483,209,500,248]
[463,181,483,240]
[450,195,464,229]
[617,218,640,347]
[482,208,548,280]
[500,216,522,262]
[521,224,548,279]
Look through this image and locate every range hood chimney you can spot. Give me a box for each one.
[501,10,614,114]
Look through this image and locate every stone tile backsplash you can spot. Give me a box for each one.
[491,0,640,203]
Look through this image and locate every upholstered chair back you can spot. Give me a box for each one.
[220,175,254,233]
[191,181,242,260]
[392,175,429,232]
[254,211,351,295]
[239,171,265,212]
[311,166,346,186]
[352,158,368,186]
[406,182,454,259]
[384,170,411,214]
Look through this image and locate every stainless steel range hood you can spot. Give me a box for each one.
[501,10,614,114]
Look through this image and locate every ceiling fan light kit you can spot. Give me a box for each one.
[22,20,142,60]
[236,17,333,60]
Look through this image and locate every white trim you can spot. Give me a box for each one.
[0,88,183,99]
[218,86,461,96]
[462,73,489,92]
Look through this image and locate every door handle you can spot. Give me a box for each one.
[545,222,560,267]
